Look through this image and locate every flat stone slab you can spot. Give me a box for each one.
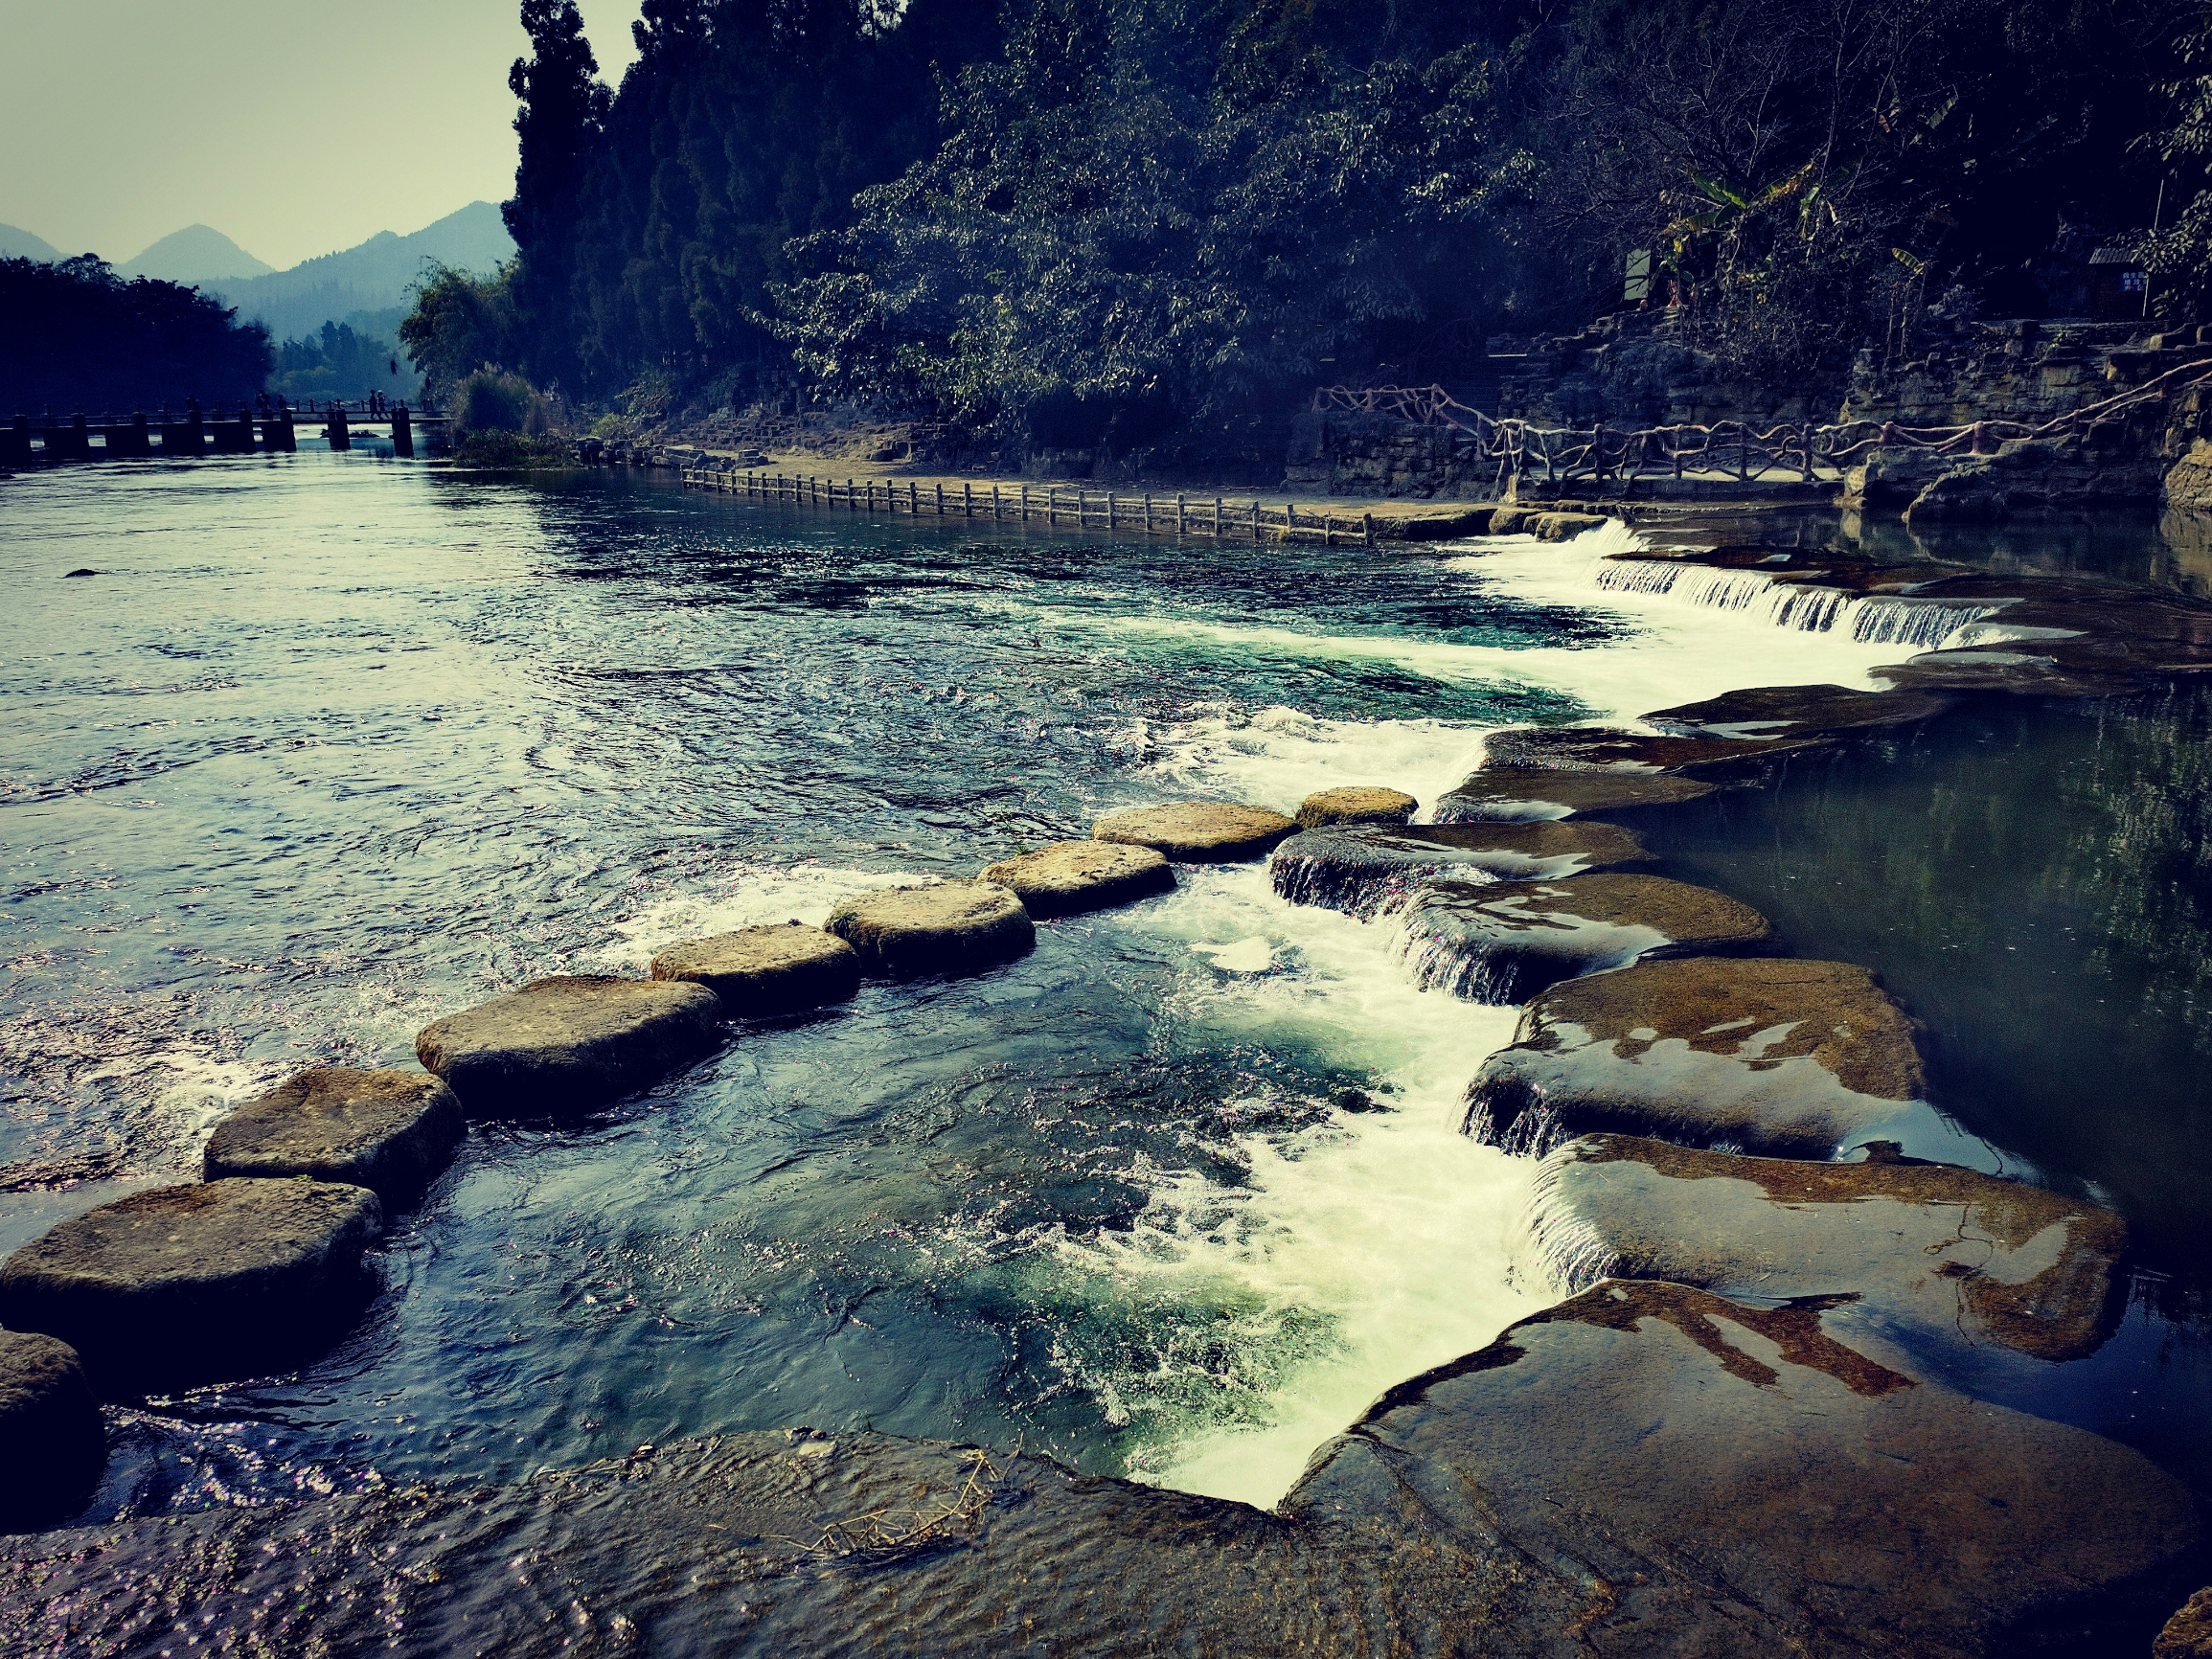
[0,1179,384,1397]
[827,881,1035,977]
[650,923,860,1014]
[1287,1281,2201,1656]
[1467,957,1927,1158]
[203,1067,464,1206]
[1480,724,1825,777]
[1642,683,1954,740]
[1294,785,1418,829]
[1270,821,1652,917]
[0,1331,103,1532]
[1529,1134,2125,1362]
[979,842,1174,919]
[416,975,721,1118]
[1402,874,1770,1003]
[1091,801,1298,862]
[1433,765,1718,822]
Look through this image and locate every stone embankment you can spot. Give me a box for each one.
[7,526,2212,1650]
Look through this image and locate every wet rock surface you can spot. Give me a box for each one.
[2158,1588,2212,1659]
[1643,682,1954,739]
[827,881,1035,977]
[202,1067,465,1206]
[1434,764,1719,822]
[416,975,722,1118]
[1529,1134,2126,1361]
[1092,800,1300,861]
[1480,723,1825,777]
[0,1179,384,1397]
[1294,785,1418,829]
[1272,821,1653,916]
[650,922,860,1014]
[1287,1281,2201,1659]
[0,1331,103,1532]
[1402,874,1770,1003]
[1467,957,1927,1157]
[979,841,1174,918]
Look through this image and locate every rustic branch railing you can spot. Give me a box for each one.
[1315,357,2212,490]
[678,469,1380,546]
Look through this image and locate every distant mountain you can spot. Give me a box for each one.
[0,223,62,262]
[210,202,514,342]
[123,224,274,284]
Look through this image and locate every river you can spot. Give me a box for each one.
[3,451,2206,1520]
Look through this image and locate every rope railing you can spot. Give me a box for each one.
[1314,355,2212,489]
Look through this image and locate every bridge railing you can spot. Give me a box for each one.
[1313,355,2212,489]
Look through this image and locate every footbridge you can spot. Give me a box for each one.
[3,399,449,466]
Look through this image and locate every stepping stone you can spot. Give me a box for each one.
[1528,1134,2125,1362]
[1466,957,1927,1158]
[1270,821,1652,917]
[1481,723,1825,776]
[1294,785,1417,829]
[1286,1280,2201,1655]
[2158,1589,2212,1659]
[203,1067,465,1206]
[1091,802,1298,862]
[826,881,1034,977]
[0,1179,385,1398]
[0,1331,103,1531]
[979,842,1174,919]
[1402,874,1770,1003]
[416,976,721,1118]
[1433,765,1717,822]
[1643,682,1953,739]
[650,923,860,1015]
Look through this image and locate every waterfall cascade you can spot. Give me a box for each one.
[1589,558,2000,651]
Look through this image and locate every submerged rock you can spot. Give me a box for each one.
[1642,683,1954,740]
[1527,1134,2125,1361]
[416,976,721,1118]
[827,881,1035,977]
[1402,875,1770,1003]
[1294,785,1418,829]
[0,1179,384,1397]
[203,1067,465,1206]
[979,841,1174,918]
[1466,957,1927,1158]
[1092,801,1300,861]
[650,923,860,1014]
[0,1331,103,1532]
[1433,765,1718,822]
[1272,821,1652,916]
[1479,723,1824,777]
[1287,1281,2200,1658]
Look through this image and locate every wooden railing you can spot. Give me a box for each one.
[1315,355,2212,489]
[680,468,1380,546]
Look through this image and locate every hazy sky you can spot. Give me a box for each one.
[0,1,641,269]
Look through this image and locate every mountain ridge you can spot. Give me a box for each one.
[123,224,274,284]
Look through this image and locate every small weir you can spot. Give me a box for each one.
[1587,552,2001,648]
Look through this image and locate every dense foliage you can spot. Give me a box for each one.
[412,0,2194,448]
[269,320,419,402]
[0,256,271,414]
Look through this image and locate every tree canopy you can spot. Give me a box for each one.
[0,256,271,415]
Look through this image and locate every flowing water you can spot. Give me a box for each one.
[3,455,2205,1523]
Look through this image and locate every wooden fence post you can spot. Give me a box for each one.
[1800,426,1813,483]
[1362,512,1374,549]
[964,480,972,516]
[1737,425,1748,483]
[1215,497,1223,537]
[909,481,918,513]
[935,482,944,515]
[1142,490,1152,533]
[1106,490,1117,530]
[1251,500,1261,541]
[992,483,1001,520]
[1177,493,1188,534]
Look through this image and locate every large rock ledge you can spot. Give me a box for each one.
[1271,821,1653,916]
[1466,957,1928,1157]
[1527,1134,2126,1362]
[2,1357,2196,1657]
[416,975,722,1118]
[1402,874,1770,1003]
[0,1179,384,1397]
[1478,724,1827,777]
[1287,1281,2201,1659]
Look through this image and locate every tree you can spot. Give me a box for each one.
[0,256,270,412]
[505,0,613,388]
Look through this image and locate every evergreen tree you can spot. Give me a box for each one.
[505,0,614,389]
